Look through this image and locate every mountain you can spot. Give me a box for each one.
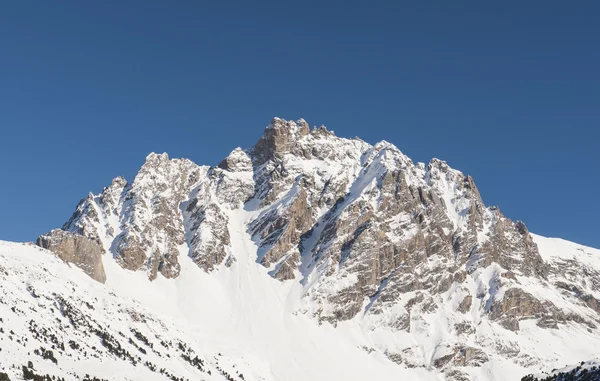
[1,118,599,381]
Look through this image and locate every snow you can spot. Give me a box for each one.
[532,233,600,264]
[4,226,596,380]
[17,208,600,380]
[0,218,428,380]
[529,358,600,380]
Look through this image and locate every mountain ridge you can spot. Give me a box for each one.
[2,117,599,380]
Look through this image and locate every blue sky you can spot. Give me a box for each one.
[1,2,598,247]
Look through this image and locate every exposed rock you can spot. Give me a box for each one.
[252,118,309,165]
[36,229,106,283]
[457,295,472,313]
[489,288,550,331]
[536,316,558,329]
[250,186,313,272]
[112,153,202,280]
[475,216,548,279]
[115,242,146,272]
[270,252,299,281]
[434,351,455,369]
[217,147,253,172]
[502,271,517,280]
[581,294,600,315]
[384,351,404,365]
[444,369,471,381]
[454,271,467,283]
[384,348,423,369]
[454,322,475,335]
[434,346,489,368]
[185,199,231,272]
[500,317,520,331]
[454,347,489,367]
[214,149,255,208]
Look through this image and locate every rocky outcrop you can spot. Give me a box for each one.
[184,198,231,272]
[476,215,548,279]
[36,229,106,283]
[214,148,255,208]
[488,288,551,331]
[445,370,472,381]
[121,153,206,280]
[250,185,313,280]
[252,118,310,166]
[458,295,472,313]
[434,346,489,368]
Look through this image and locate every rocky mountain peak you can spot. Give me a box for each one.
[143,151,170,165]
[296,117,310,132]
[32,117,600,380]
[217,147,253,172]
[110,175,127,188]
[252,117,311,165]
[313,124,335,136]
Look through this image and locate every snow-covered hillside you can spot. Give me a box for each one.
[522,359,600,381]
[2,118,600,380]
[0,237,424,380]
[3,232,599,381]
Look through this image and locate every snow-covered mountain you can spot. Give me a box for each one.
[2,118,599,381]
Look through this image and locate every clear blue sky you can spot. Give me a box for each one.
[1,2,598,247]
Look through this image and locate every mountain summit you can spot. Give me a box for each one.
[1,118,599,380]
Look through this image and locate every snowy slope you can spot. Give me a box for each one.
[3,226,600,381]
[0,235,429,380]
[523,359,600,381]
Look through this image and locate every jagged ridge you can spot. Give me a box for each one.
[32,117,600,380]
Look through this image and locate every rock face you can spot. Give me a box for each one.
[433,345,489,368]
[36,229,106,283]
[37,117,600,379]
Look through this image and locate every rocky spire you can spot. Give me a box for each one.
[217,147,253,172]
[251,117,310,165]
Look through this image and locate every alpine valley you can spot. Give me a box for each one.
[1,118,599,381]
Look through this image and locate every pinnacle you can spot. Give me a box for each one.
[252,118,310,165]
[266,117,309,135]
[110,176,127,187]
[145,152,170,163]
